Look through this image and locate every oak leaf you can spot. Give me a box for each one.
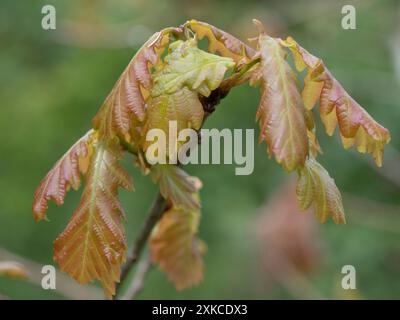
[53,141,133,299]
[296,157,345,224]
[254,34,309,171]
[142,86,204,159]
[185,20,257,65]
[32,130,95,221]
[151,164,202,210]
[92,30,172,142]
[282,37,390,166]
[150,196,206,290]
[151,39,235,97]
[142,39,236,160]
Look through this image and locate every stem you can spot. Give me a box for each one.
[115,191,166,297]
[220,57,260,92]
[0,247,102,300]
[121,255,153,300]
[120,138,138,156]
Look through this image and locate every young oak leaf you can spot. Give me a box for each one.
[151,39,235,97]
[92,29,173,142]
[254,34,309,172]
[53,141,133,299]
[184,20,260,91]
[142,39,237,159]
[150,196,206,290]
[141,86,204,161]
[184,20,257,65]
[296,157,345,224]
[282,37,391,166]
[151,164,202,210]
[32,130,95,221]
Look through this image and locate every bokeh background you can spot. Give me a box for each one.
[0,0,399,299]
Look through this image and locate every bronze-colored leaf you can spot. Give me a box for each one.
[282,37,390,166]
[185,20,257,65]
[92,30,173,142]
[32,130,95,221]
[53,141,133,299]
[150,198,206,290]
[255,34,309,171]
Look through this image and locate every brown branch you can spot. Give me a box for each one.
[0,247,102,300]
[115,191,166,298]
[121,255,153,300]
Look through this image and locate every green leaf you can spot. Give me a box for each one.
[151,39,235,97]
[141,86,204,160]
[296,157,345,224]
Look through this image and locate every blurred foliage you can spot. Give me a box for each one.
[0,0,399,299]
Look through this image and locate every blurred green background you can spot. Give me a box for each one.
[0,0,399,299]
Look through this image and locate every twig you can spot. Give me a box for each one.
[0,247,102,300]
[115,191,167,297]
[121,255,153,300]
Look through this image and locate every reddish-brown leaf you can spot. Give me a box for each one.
[150,197,206,290]
[254,34,309,171]
[92,29,173,142]
[185,20,257,65]
[282,37,391,166]
[32,130,95,221]
[53,141,133,299]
